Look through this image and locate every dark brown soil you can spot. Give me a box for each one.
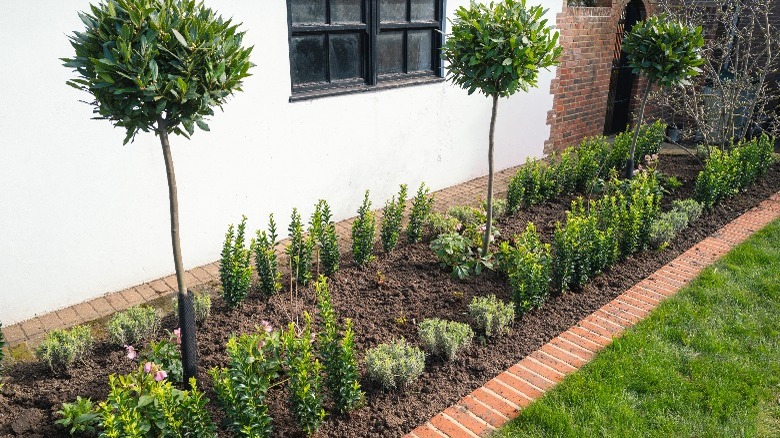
[2,155,779,438]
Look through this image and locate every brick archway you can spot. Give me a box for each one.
[545,0,656,154]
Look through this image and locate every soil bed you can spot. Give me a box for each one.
[1,155,779,437]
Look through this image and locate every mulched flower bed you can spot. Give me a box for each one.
[2,154,779,437]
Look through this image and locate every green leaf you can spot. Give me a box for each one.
[171,29,188,48]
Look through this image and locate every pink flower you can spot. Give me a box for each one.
[154,370,168,382]
[124,345,137,360]
[144,362,154,374]
[173,328,182,345]
[261,320,273,333]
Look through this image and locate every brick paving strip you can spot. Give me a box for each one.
[2,167,518,347]
[405,191,780,438]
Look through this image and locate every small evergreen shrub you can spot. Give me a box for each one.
[551,208,613,293]
[210,328,281,437]
[418,318,474,360]
[695,135,774,208]
[634,120,666,162]
[406,182,435,243]
[140,335,183,383]
[550,148,577,194]
[56,396,99,436]
[36,325,94,374]
[507,158,558,212]
[287,208,314,285]
[425,212,461,237]
[352,190,376,267]
[283,314,327,435]
[315,277,364,414]
[220,215,253,308]
[172,291,212,323]
[314,200,340,276]
[447,205,484,228]
[574,136,610,192]
[672,199,703,223]
[99,367,216,437]
[107,306,160,346]
[364,339,425,390]
[381,184,408,253]
[468,295,514,338]
[497,223,552,313]
[649,210,688,248]
[253,214,282,295]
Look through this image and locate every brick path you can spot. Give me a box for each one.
[1,167,518,348]
[404,191,780,438]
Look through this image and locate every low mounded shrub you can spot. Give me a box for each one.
[172,291,211,324]
[695,134,774,208]
[364,339,425,390]
[418,318,474,360]
[425,212,461,237]
[497,223,551,313]
[482,197,508,218]
[468,295,514,338]
[220,215,253,308]
[36,325,94,374]
[447,205,484,228]
[649,210,687,248]
[672,199,703,223]
[107,305,160,346]
[99,367,216,437]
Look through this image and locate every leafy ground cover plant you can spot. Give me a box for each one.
[36,325,94,374]
[253,214,282,295]
[140,332,183,383]
[55,396,98,436]
[283,314,327,435]
[172,291,211,324]
[442,0,561,255]
[64,0,254,384]
[695,135,775,208]
[287,208,314,285]
[425,212,461,237]
[107,306,160,346]
[406,182,434,243]
[352,191,376,267]
[315,277,364,414]
[418,318,474,360]
[497,223,552,313]
[430,232,492,280]
[468,295,514,338]
[210,327,281,437]
[381,184,408,253]
[364,339,425,390]
[313,200,340,276]
[220,216,253,308]
[99,366,215,437]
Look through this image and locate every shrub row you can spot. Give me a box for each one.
[507,121,665,212]
[695,134,774,209]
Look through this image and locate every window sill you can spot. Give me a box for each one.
[289,75,445,102]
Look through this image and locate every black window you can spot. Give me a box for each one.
[287,0,444,99]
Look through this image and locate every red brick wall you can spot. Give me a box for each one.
[546,0,657,153]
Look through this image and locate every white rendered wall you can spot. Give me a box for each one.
[0,0,561,325]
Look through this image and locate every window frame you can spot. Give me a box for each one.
[286,0,446,101]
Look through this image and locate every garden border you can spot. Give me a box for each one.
[404,190,780,438]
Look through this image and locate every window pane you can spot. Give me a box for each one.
[408,30,432,71]
[380,0,407,22]
[291,35,327,85]
[331,0,362,23]
[330,33,363,80]
[377,31,404,74]
[291,0,326,24]
[410,0,435,21]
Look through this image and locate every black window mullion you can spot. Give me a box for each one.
[369,0,378,85]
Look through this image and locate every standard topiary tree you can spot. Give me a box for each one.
[63,0,254,386]
[441,0,561,256]
[622,14,704,178]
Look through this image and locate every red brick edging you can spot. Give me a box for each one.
[405,191,780,438]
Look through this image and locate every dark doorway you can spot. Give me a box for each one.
[603,0,645,135]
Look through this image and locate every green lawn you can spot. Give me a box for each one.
[497,219,780,438]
